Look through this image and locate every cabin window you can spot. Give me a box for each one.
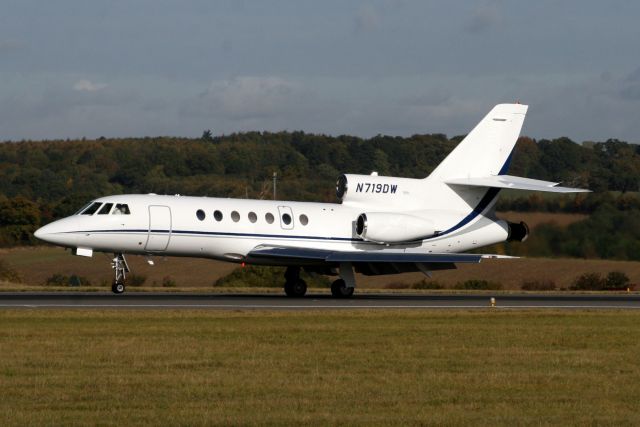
[265,213,275,224]
[248,212,257,223]
[282,213,292,225]
[81,202,102,215]
[214,210,223,221]
[111,203,131,215]
[98,203,113,215]
[196,209,205,221]
[231,211,240,222]
[113,204,130,215]
[299,214,309,226]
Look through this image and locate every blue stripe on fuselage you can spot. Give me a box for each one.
[62,229,362,242]
[430,187,501,238]
[425,145,513,239]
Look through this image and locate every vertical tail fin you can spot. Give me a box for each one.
[428,104,528,180]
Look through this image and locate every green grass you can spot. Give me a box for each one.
[1,310,639,425]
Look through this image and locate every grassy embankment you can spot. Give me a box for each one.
[1,310,639,425]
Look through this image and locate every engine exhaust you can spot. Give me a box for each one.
[356,213,367,236]
[507,221,529,242]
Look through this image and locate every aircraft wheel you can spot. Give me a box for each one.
[284,279,307,297]
[331,279,354,298]
[112,281,125,294]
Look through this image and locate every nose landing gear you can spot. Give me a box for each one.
[111,253,130,294]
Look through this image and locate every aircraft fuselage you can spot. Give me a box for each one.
[36,193,509,263]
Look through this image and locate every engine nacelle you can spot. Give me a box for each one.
[356,212,436,244]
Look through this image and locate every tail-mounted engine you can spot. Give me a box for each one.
[336,173,422,207]
[356,212,436,244]
[507,221,529,242]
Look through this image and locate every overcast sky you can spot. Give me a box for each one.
[1,0,639,142]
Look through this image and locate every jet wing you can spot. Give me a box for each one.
[246,245,507,275]
[248,245,483,263]
[444,175,590,193]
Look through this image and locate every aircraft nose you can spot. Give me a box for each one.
[33,217,78,247]
[33,220,77,246]
[34,224,51,242]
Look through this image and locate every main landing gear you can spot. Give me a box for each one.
[284,266,307,297]
[331,262,356,298]
[331,279,354,298]
[111,253,130,294]
[283,264,356,298]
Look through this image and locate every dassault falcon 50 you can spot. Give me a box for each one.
[34,104,588,297]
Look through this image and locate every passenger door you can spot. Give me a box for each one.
[145,205,172,251]
[277,206,294,230]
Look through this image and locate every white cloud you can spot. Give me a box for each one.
[0,39,25,52]
[620,67,640,101]
[187,76,301,120]
[354,5,381,33]
[73,79,108,92]
[464,1,504,34]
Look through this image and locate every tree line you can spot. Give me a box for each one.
[1,132,639,256]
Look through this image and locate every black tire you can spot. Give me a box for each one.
[112,281,125,294]
[284,279,307,297]
[331,279,354,298]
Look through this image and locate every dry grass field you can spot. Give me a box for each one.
[365,257,640,290]
[0,246,238,288]
[1,309,639,425]
[2,245,640,291]
[0,211,634,291]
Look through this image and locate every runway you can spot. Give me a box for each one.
[1,292,640,309]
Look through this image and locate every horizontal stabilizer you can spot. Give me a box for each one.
[444,175,590,193]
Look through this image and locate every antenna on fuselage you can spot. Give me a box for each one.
[273,172,277,200]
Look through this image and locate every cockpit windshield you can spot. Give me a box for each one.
[80,202,102,215]
[75,202,93,215]
[97,203,113,215]
[76,201,131,216]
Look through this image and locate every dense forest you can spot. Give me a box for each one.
[1,132,640,259]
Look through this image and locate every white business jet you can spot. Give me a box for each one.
[34,104,588,297]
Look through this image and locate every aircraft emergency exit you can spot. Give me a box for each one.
[34,104,589,297]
